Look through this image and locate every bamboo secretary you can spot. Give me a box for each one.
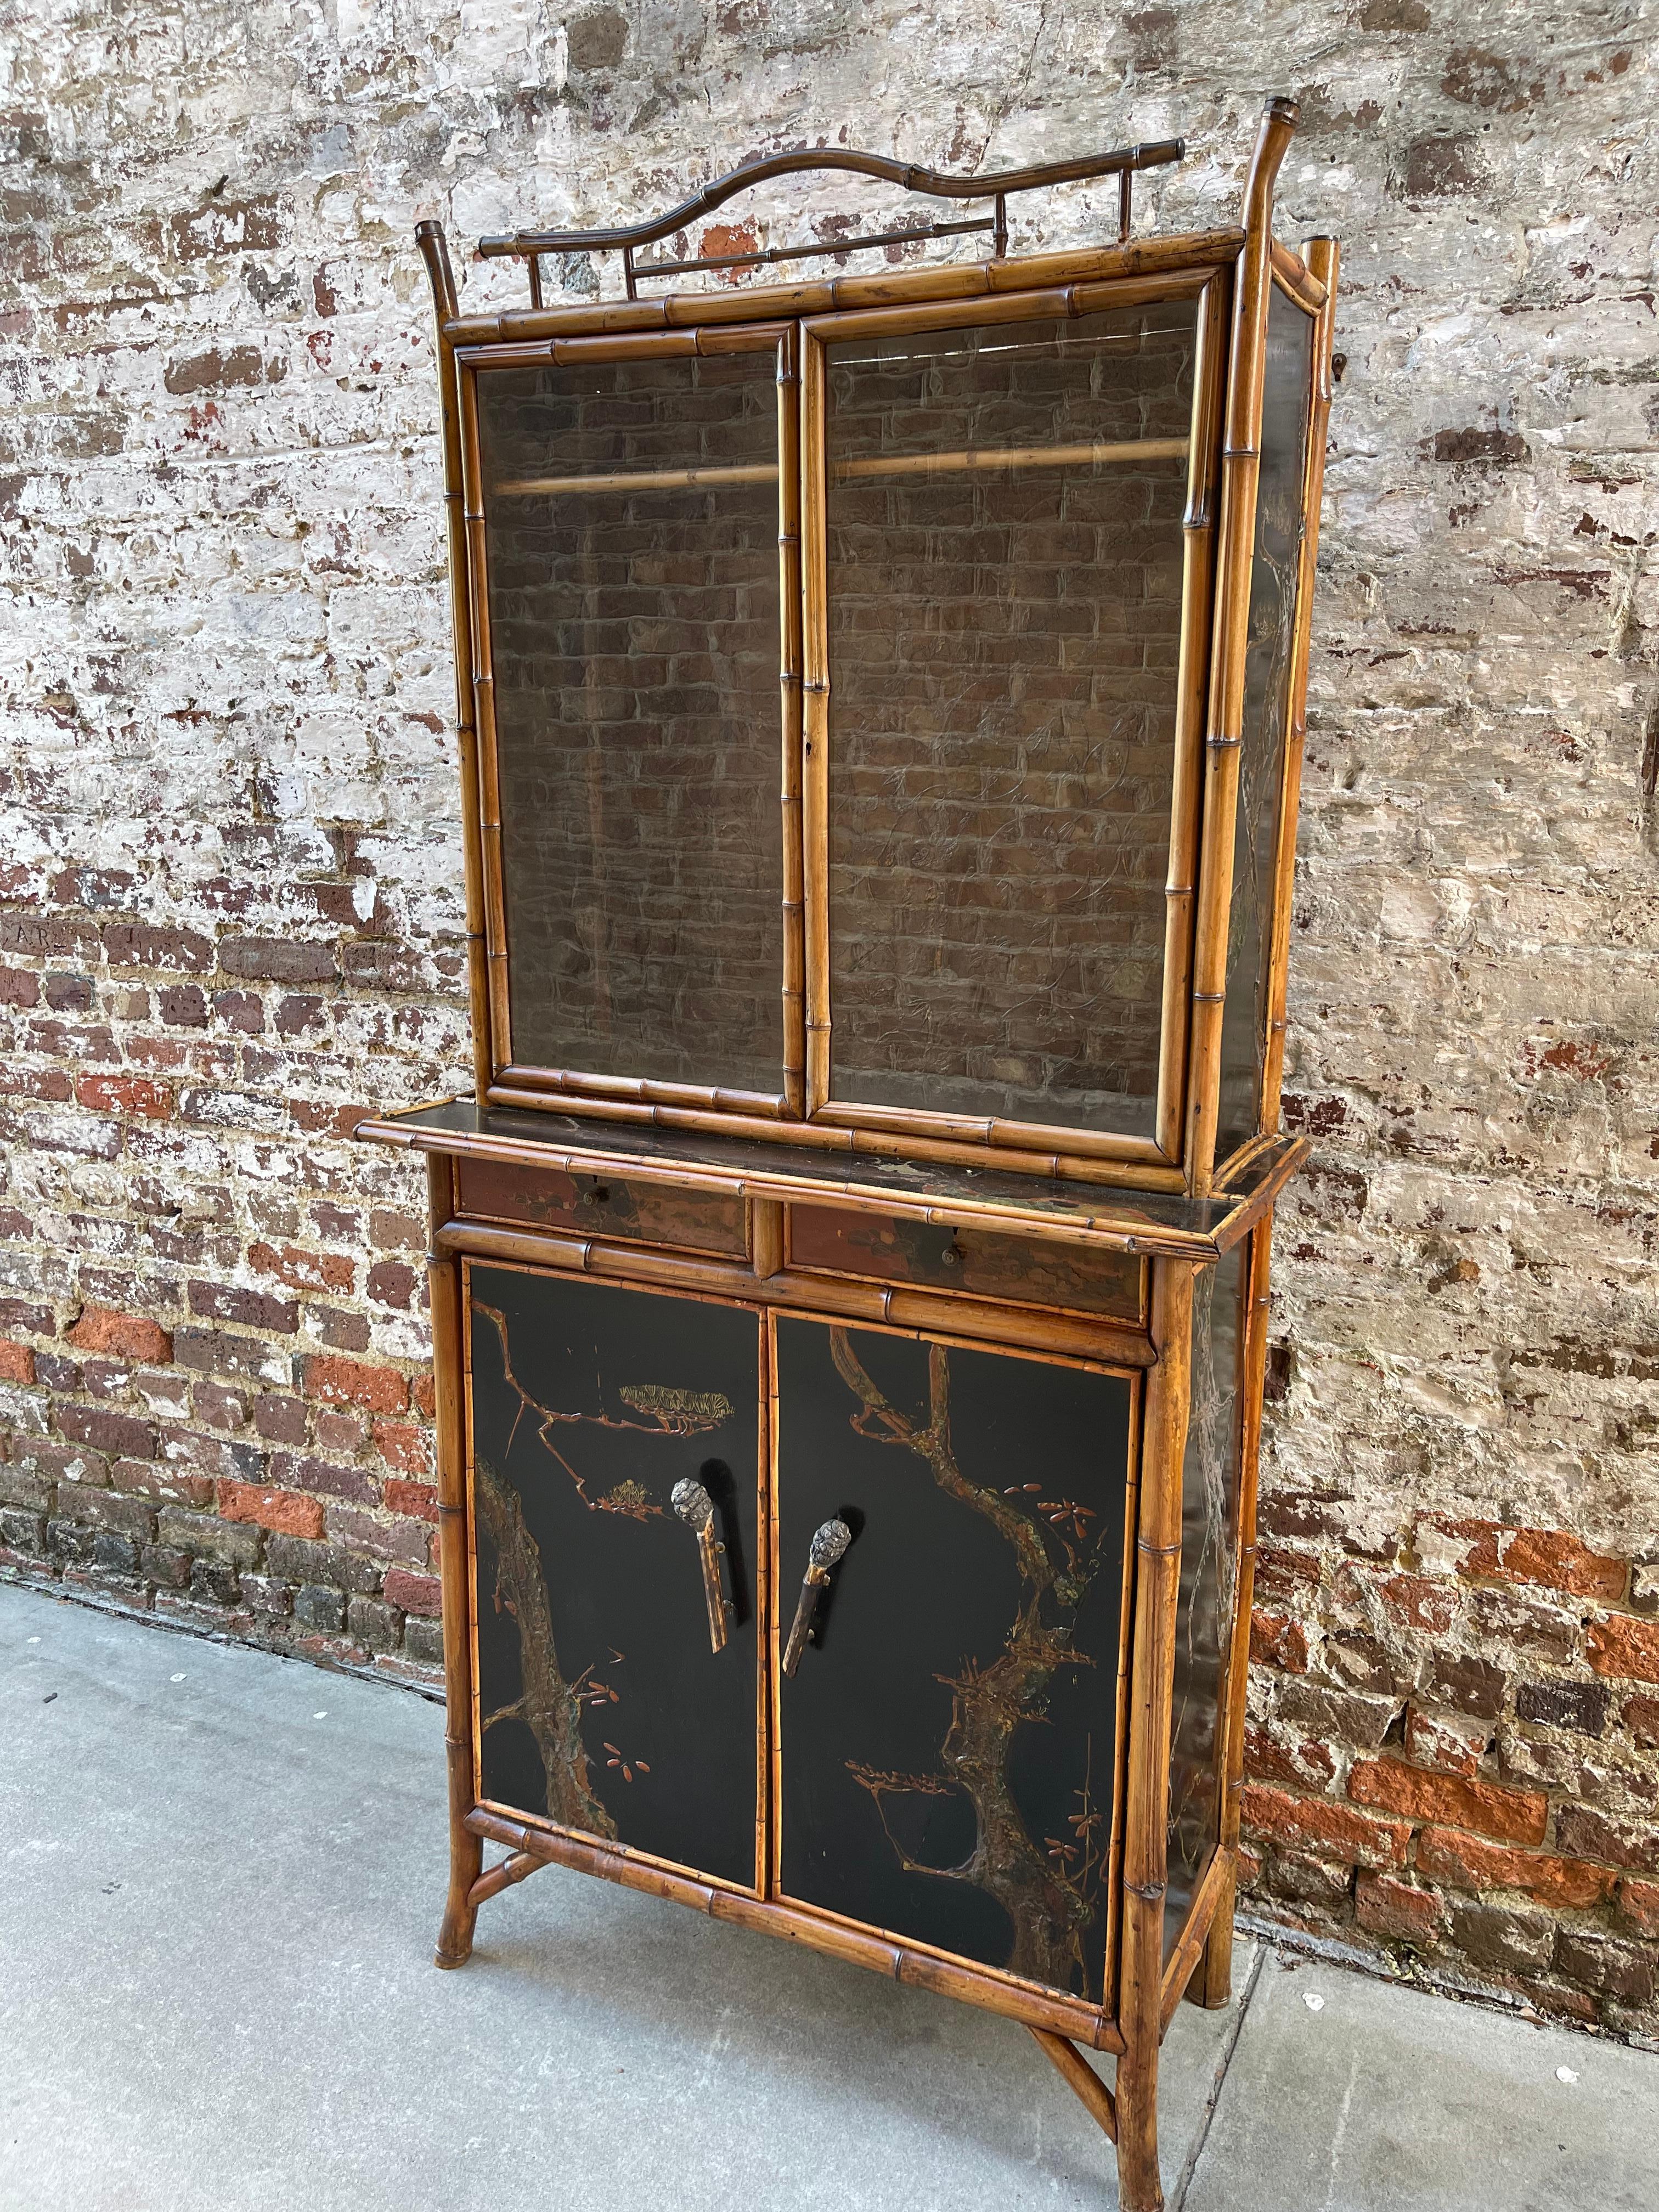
[361,99,1337,2210]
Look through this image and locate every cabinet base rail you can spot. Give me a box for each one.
[456,1804,1125,2051]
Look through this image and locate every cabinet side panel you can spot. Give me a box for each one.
[466,1265,761,1891]
[1215,294,1313,1158]
[775,1317,1131,2003]
[1164,1242,1245,1951]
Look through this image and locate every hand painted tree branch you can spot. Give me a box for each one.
[475,1452,618,1839]
[828,1328,1105,1994]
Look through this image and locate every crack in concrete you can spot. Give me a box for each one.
[1169,1942,1268,2211]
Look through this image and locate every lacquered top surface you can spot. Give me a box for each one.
[358,1098,1302,1259]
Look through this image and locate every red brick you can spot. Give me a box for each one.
[1587,1613,1659,1685]
[374,1422,431,1480]
[1379,1572,1457,1634]
[1619,1877,1659,1936]
[1348,1756,1547,1844]
[0,966,40,1007]
[216,1480,325,1539]
[1404,1706,1487,1779]
[1238,1783,1410,1869]
[65,1304,172,1363]
[75,1071,174,1119]
[1554,1807,1659,1876]
[103,922,214,973]
[366,1258,417,1309]
[1414,1827,1615,1909]
[301,1355,407,1414]
[1430,1516,1626,1601]
[0,1338,35,1384]
[411,1372,436,1420]
[383,1477,437,1522]
[382,1566,442,1617]
[1250,1609,1309,1672]
[1355,1871,1442,1943]
[248,1240,355,1295]
[1623,1694,1659,1749]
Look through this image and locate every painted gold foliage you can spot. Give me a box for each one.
[830,1329,1109,1996]
[618,1384,733,1432]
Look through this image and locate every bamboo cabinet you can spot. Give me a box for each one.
[360,99,1337,2211]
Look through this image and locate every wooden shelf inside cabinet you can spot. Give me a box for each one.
[383,96,1338,2212]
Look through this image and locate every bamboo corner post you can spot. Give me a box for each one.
[394,93,1338,2212]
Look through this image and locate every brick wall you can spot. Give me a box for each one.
[2,1,1655,2036]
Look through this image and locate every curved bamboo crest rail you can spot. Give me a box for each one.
[477,135,1187,300]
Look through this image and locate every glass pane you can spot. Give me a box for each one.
[825,302,1196,1138]
[1216,294,1314,1159]
[1165,1239,1245,1955]
[478,352,785,1094]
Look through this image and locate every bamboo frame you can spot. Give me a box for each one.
[1184,97,1300,1200]
[799,323,832,1113]
[1201,1218,1276,2007]
[1114,1254,1197,2207]
[360,1104,1309,1263]
[415,225,494,1111]
[1258,236,1341,1139]
[426,1151,483,1966]
[777,327,806,1118]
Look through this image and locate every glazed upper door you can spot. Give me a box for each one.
[466,1265,764,1893]
[772,1316,1134,2005]
[465,329,799,1110]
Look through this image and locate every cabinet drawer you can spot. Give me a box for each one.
[455,1157,749,1258]
[786,1205,1143,1324]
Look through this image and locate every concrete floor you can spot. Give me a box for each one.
[2,1581,1655,2211]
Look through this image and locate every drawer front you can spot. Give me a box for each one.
[774,1316,1132,2004]
[466,1265,762,1892]
[456,1156,749,1257]
[787,1204,1143,1323]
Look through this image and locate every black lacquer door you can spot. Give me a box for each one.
[775,1318,1133,2002]
[466,1265,762,1892]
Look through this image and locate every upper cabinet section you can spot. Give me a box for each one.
[427,101,1337,1197]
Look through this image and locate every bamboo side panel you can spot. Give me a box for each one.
[455,364,513,1087]
[1154,273,1228,1165]
[1183,99,1300,1198]
[1260,237,1341,1132]
[415,225,495,1109]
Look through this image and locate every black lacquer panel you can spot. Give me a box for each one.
[1216,293,1313,1161]
[466,1265,761,1889]
[1164,1239,1245,1952]
[776,1318,1131,2000]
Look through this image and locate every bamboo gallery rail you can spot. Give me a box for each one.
[386,94,1340,2212]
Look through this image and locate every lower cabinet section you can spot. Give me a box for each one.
[775,1319,1132,2005]
[466,1265,764,1892]
[462,1264,1135,2006]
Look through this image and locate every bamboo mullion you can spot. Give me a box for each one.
[1202,1218,1276,2006]
[416,225,495,1112]
[456,365,513,1084]
[1260,238,1341,1131]
[799,330,832,1112]
[1114,1254,1196,2208]
[778,328,806,1119]
[1184,98,1299,1202]
[496,1062,786,1118]
[428,1153,483,1967]
[1154,273,1229,1165]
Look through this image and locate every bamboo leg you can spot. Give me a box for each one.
[428,1153,483,1967]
